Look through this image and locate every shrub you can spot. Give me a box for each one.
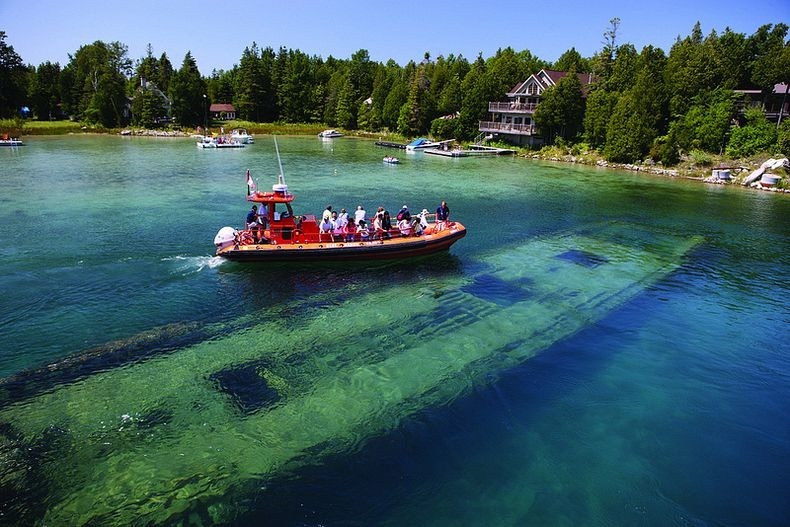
[726,108,778,158]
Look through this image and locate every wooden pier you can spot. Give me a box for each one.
[375,141,407,149]
[424,145,515,157]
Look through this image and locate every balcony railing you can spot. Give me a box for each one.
[488,101,538,113]
[479,121,536,135]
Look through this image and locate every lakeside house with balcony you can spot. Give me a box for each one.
[480,69,596,147]
[734,83,789,124]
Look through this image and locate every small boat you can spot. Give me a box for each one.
[214,139,466,263]
[318,129,343,138]
[404,137,437,151]
[230,128,254,144]
[383,156,400,164]
[0,136,24,146]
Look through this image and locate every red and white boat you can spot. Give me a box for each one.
[213,141,466,263]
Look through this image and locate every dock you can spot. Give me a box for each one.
[424,145,515,157]
[375,141,407,149]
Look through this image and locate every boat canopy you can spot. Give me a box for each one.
[407,138,430,147]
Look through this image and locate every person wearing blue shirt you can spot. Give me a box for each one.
[436,201,449,230]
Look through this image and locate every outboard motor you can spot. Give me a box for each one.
[214,227,238,250]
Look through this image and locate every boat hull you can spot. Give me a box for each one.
[218,223,466,262]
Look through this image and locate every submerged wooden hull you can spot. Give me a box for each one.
[217,222,467,262]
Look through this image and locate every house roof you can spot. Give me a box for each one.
[209,103,235,112]
[507,69,597,97]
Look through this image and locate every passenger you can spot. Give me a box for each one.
[398,218,413,237]
[381,209,392,239]
[246,205,260,229]
[331,211,344,240]
[410,217,424,236]
[246,205,264,241]
[435,201,450,231]
[418,208,430,229]
[396,205,411,223]
[354,205,366,224]
[322,205,333,222]
[338,208,349,225]
[343,218,356,242]
[319,214,335,241]
[357,220,370,241]
[372,209,385,240]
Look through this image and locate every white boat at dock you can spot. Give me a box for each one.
[230,128,254,144]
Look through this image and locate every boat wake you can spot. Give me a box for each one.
[163,255,226,274]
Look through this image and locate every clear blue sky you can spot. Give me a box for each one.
[2,0,788,72]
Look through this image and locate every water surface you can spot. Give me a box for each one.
[0,135,787,526]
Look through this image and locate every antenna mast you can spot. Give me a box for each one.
[274,135,285,185]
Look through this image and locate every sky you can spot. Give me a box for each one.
[1,0,788,73]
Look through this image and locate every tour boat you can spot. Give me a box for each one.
[213,141,466,262]
[318,129,343,138]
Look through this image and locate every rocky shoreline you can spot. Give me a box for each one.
[522,152,790,194]
[119,129,190,137]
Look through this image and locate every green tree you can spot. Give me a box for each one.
[457,55,499,140]
[604,46,668,162]
[334,73,355,128]
[604,91,651,162]
[29,61,62,120]
[534,70,584,143]
[590,18,621,83]
[777,119,790,156]
[397,64,431,136]
[749,23,790,91]
[131,86,167,128]
[0,31,28,118]
[669,88,738,153]
[726,107,778,157]
[157,53,173,94]
[381,64,411,130]
[583,87,617,148]
[553,47,590,73]
[62,40,132,126]
[208,69,235,105]
[169,52,207,127]
[234,44,265,121]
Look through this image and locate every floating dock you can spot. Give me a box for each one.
[424,145,515,157]
[375,140,407,149]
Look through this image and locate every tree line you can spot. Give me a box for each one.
[0,20,788,163]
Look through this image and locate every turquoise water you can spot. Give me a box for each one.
[0,135,788,525]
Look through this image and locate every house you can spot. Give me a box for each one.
[479,69,596,147]
[734,83,789,124]
[210,103,236,121]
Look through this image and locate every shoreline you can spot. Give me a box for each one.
[5,123,787,194]
[518,151,790,194]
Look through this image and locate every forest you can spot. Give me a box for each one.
[1,19,788,165]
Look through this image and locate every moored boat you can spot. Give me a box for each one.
[230,128,254,144]
[214,141,465,262]
[0,136,24,146]
[318,129,343,138]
